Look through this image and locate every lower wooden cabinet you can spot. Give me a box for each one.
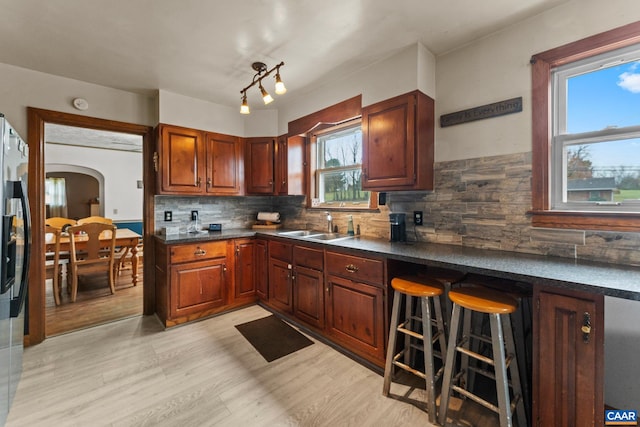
[293,245,324,329]
[155,238,258,327]
[171,257,227,318]
[254,239,268,300]
[233,239,255,303]
[534,288,604,427]
[269,257,293,313]
[325,274,385,363]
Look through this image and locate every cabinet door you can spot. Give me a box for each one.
[276,135,305,195]
[293,265,324,329]
[234,239,255,301]
[206,132,243,195]
[254,239,268,300]
[535,290,604,427]
[361,91,434,191]
[269,258,292,313]
[325,274,385,363]
[170,257,227,318]
[245,137,275,194]
[159,124,205,194]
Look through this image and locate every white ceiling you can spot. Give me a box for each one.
[1,0,568,112]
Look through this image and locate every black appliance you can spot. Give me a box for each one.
[389,213,406,242]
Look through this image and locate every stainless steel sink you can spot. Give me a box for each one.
[278,230,353,242]
[304,232,353,242]
[277,230,318,237]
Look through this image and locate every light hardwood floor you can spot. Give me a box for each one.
[9,305,500,426]
[8,305,440,427]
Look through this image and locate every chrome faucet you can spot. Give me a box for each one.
[325,211,333,232]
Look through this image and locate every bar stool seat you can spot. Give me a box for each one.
[383,275,447,424]
[449,286,518,314]
[439,286,528,427]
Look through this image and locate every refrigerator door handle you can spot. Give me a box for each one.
[9,180,30,318]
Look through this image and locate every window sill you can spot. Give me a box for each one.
[308,206,380,213]
[529,210,640,232]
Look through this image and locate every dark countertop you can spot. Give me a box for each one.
[156,228,640,301]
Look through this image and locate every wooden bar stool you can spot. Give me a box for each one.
[460,275,533,422]
[439,286,527,427]
[383,276,447,424]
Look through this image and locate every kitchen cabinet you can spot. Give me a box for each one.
[168,241,229,320]
[268,240,293,312]
[156,124,243,195]
[206,132,243,195]
[155,239,260,327]
[254,239,268,300]
[233,239,255,303]
[361,90,434,191]
[157,124,205,194]
[276,134,305,195]
[534,288,604,427]
[245,137,275,194]
[292,245,324,329]
[325,250,387,364]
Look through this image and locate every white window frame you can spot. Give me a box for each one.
[551,43,640,213]
[311,120,371,209]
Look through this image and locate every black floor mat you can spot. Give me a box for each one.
[235,315,314,362]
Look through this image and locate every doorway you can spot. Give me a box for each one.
[27,107,154,345]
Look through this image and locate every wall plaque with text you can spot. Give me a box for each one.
[440,97,522,127]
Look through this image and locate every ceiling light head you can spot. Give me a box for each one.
[274,71,286,95]
[259,82,273,105]
[251,61,268,74]
[240,92,250,114]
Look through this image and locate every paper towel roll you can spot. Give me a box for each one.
[257,212,280,222]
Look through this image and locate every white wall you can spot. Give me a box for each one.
[45,144,143,221]
[435,0,640,162]
[0,63,156,138]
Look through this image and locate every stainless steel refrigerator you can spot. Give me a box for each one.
[0,114,30,425]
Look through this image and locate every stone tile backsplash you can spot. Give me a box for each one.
[154,152,640,266]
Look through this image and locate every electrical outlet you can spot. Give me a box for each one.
[413,210,423,226]
[164,211,172,221]
[191,210,199,221]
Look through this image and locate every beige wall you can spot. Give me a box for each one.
[0,63,156,137]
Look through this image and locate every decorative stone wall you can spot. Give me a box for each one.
[155,151,640,267]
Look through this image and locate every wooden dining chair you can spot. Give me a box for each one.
[77,216,113,225]
[45,216,77,230]
[45,224,68,305]
[67,222,117,302]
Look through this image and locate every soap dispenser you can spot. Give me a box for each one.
[347,215,354,236]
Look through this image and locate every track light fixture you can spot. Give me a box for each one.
[240,61,286,114]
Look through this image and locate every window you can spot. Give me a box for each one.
[531,21,640,231]
[551,45,640,213]
[310,121,372,209]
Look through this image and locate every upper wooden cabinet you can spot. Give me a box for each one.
[156,124,243,195]
[276,135,305,196]
[206,132,243,195]
[245,135,306,195]
[245,137,275,194]
[361,90,434,191]
[158,124,205,194]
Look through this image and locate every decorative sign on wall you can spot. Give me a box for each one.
[440,97,522,127]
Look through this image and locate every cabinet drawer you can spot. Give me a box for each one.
[269,240,292,262]
[326,251,384,286]
[294,245,323,270]
[170,241,227,264]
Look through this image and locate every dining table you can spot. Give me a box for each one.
[45,227,142,286]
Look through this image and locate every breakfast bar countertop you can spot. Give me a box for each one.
[156,228,640,301]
